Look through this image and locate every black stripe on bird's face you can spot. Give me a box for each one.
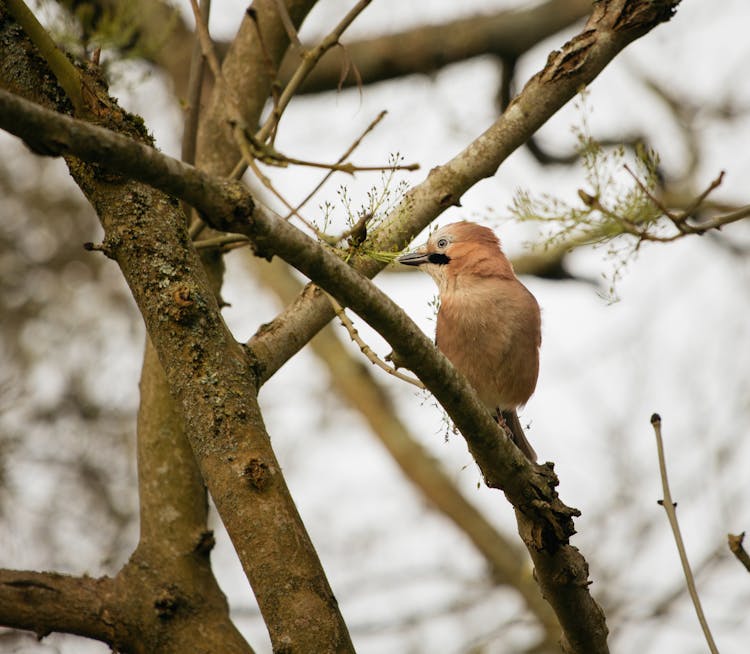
[428,253,450,265]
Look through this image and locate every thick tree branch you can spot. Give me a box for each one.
[0,557,251,654]
[57,0,592,100]
[0,570,115,643]
[0,3,683,648]
[0,2,683,651]
[128,341,254,654]
[195,0,318,177]
[0,89,251,217]
[248,0,682,385]
[0,85,597,651]
[281,0,593,94]
[0,4,354,651]
[250,256,563,651]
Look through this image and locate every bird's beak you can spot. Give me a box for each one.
[396,249,431,267]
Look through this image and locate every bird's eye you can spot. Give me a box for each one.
[436,238,449,249]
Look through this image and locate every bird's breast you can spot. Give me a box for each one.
[435,278,540,410]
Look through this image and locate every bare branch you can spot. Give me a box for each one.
[619,167,747,243]
[327,294,425,389]
[257,0,372,143]
[194,234,251,251]
[650,414,720,654]
[280,0,594,94]
[273,0,301,48]
[182,0,211,225]
[0,570,114,642]
[249,0,684,387]
[673,171,725,223]
[194,0,318,178]
[5,0,87,113]
[728,533,750,573]
[0,2,687,649]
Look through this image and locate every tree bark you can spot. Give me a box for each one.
[0,1,684,653]
[0,2,354,652]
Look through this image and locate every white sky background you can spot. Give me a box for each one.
[4,1,750,653]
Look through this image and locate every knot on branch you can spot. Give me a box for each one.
[154,586,184,620]
[166,282,200,324]
[243,457,273,491]
[541,30,596,83]
[518,461,581,553]
[611,0,679,33]
[200,179,255,232]
[194,529,216,556]
[83,240,115,259]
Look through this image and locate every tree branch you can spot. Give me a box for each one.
[0,2,684,651]
[250,255,563,651]
[248,0,682,386]
[651,414,719,654]
[181,0,210,167]
[195,0,318,178]
[728,533,750,573]
[257,0,372,143]
[0,4,354,650]
[0,85,597,651]
[0,570,115,643]
[327,293,425,389]
[130,341,254,653]
[5,0,87,112]
[57,0,592,100]
[279,0,594,94]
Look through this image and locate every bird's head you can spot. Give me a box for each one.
[396,221,515,292]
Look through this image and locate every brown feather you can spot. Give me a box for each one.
[418,222,542,461]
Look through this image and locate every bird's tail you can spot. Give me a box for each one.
[500,409,537,463]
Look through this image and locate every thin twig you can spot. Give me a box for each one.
[327,295,425,389]
[279,154,418,174]
[727,533,750,573]
[607,167,747,244]
[244,157,323,237]
[623,163,676,219]
[182,0,211,166]
[257,0,373,144]
[273,0,302,48]
[283,110,387,220]
[230,0,374,179]
[182,0,211,228]
[674,171,725,224]
[236,127,417,174]
[189,215,207,240]
[188,0,223,83]
[5,0,93,115]
[193,234,251,250]
[650,414,720,654]
[687,202,750,233]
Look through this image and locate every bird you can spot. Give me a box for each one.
[396,221,541,462]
